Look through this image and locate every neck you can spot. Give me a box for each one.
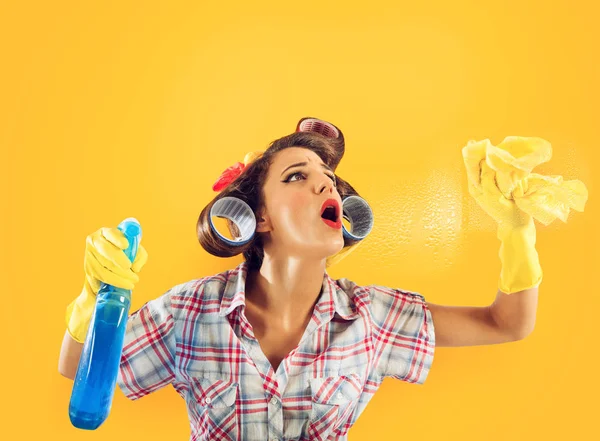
[245,255,326,329]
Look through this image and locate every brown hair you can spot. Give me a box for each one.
[196,119,364,271]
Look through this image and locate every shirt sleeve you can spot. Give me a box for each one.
[116,287,177,400]
[369,285,436,384]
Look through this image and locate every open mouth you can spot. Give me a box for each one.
[320,199,342,229]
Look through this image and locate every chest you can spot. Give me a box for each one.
[180,314,380,441]
[248,319,307,373]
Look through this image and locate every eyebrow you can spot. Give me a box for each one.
[280,161,333,177]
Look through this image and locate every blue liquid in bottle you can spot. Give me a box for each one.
[69,217,142,430]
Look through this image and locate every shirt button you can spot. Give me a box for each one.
[204,397,211,405]
[270,396,278,405]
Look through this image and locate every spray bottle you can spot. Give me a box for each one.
[69,217,142,430]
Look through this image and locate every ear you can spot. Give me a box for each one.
[255,210,272,233]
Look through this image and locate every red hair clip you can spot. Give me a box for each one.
[212,162,246,192]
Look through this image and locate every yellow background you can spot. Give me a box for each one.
[1,1,598,440]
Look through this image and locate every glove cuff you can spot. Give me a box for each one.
[497,218,543,294]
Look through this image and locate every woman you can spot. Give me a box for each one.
[59,117,546,441]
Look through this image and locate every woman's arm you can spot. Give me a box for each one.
[427,287,538,347]
[58,330,83,380]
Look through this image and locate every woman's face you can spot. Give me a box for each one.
[257,147,345,261]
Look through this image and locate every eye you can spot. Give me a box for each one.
[284,171,337,186]
[285,171,305,182]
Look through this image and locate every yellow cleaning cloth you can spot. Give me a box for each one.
[463,136,588,226]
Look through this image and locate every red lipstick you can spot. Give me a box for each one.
[320,198,342,229]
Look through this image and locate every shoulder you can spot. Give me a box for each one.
[175,267,236,301]
[369,284,426,304]
[333,275,426,307]
[147,266,235,316]
[367,284,428,322]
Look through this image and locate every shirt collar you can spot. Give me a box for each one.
[218,261,359,322]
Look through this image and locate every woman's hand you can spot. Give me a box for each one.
[462,140,542,294]
[464,147,533,230]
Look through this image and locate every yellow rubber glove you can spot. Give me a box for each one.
[465,156,543,294]
[65,227,148,343]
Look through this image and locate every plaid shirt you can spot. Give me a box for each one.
[117,261,435,441]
